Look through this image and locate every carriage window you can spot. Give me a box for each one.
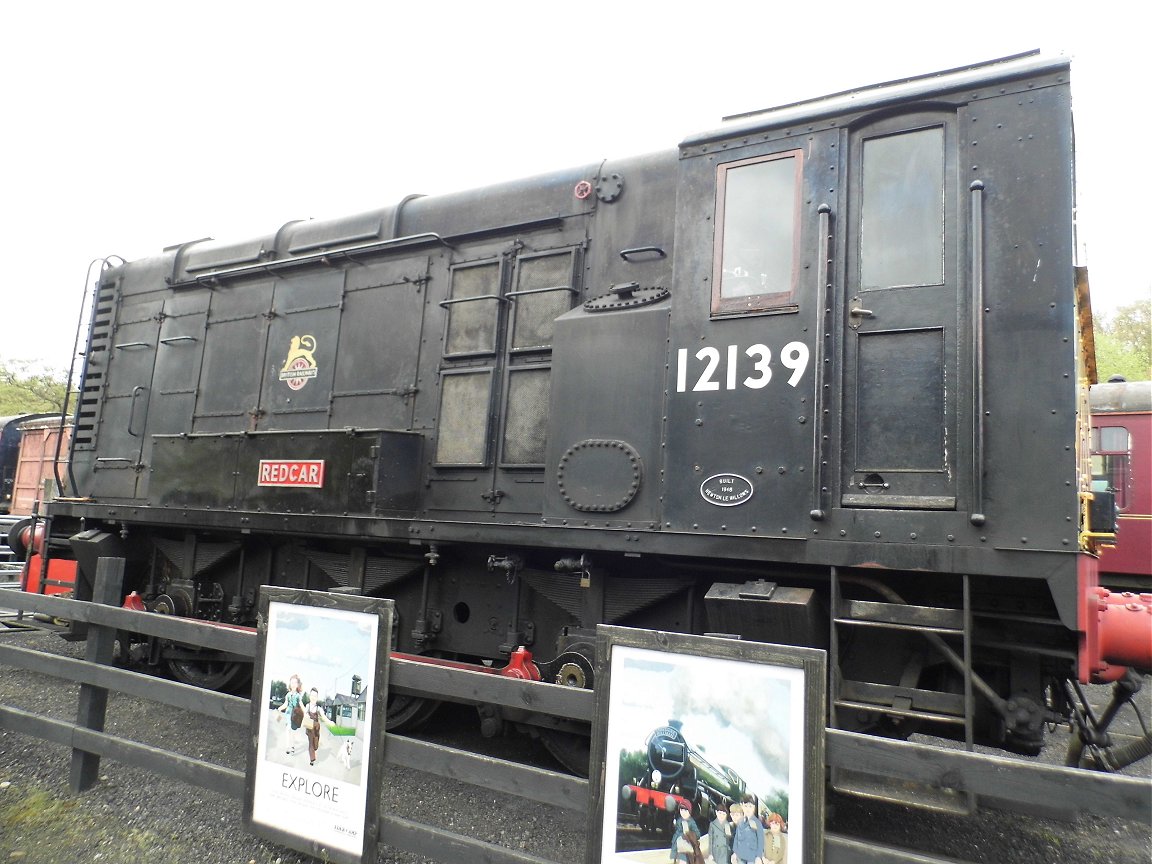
[1091,425,1131,509]
[861,126,944,289]
[445,262,501,356]
[712,151,802,315]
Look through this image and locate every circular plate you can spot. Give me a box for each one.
[556,439,642,512]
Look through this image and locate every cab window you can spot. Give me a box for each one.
[712,150,802,316]
[860,125,945,290]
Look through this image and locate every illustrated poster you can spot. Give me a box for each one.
[249,600,380,859]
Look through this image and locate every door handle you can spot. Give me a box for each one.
[849,298,874,329]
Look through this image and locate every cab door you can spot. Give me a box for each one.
[840,113,962,510]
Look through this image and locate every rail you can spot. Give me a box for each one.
[0,560,1149,864]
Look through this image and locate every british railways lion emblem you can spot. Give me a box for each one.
[278,335,319,391]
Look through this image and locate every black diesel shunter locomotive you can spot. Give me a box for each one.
[35,52,1151,797]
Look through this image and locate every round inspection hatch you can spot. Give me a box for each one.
[583,282,669,312]
[556,439,643,513]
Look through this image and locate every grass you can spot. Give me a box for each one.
[0,781,184,863]
[1,786,79,832]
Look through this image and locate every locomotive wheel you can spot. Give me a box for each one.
[385,649,446,732]
[148,587,252,693]
[167,651,252,693]
[386,693,442,732]
[539,728,591,777]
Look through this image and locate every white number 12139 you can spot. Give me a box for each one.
[675,342,810,392]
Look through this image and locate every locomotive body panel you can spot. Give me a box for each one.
[65,62,1082,581]
[543,299,669,527]
[665,124,831,543]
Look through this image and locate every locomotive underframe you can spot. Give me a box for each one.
[47,501,1080,760]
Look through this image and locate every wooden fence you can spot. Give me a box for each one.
[0,558,1148,864]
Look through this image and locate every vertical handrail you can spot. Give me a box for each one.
[963,574,974,751]
[969,181,986,526]
[811,203,832,521]
[962,572,977,813]
[829,566,841,730]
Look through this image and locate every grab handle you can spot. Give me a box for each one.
[969,180,986,526]
[619,246,667,262]
[811,204,832,521]
[127,385,146,438]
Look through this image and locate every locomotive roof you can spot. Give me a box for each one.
[682,50,1069,150]
[161,149,676,290]
[141,50,1069,291]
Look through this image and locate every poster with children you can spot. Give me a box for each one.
[244,589,392,864]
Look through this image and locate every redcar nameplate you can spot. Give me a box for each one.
[258,460,326,488]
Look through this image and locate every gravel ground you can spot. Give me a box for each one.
[0,623,584,864]
[1,619,1149,863]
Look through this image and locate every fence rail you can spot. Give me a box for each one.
[1,558,1149,864]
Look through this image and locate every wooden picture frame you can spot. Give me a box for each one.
[243,587,392,864]
[587,626,826,863]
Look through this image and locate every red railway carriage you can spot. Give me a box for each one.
[1091,379,1152,590]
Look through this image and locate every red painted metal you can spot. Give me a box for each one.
[1083,580,1152,682]
[20,554,75,596]
[1095,590,1152,674]
[391,651,500,675]
[14,523,46,557]
[499,646,541,681]
[1078,553,1102,683]
[623,784,690,813]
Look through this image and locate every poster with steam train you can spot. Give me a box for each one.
[597,644,810,863]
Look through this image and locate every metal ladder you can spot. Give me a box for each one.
[829,566,977,814]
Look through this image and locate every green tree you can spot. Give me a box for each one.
[1095,300,1151,382]
[618,747,649,788]
[760,788,789,822]
[0,359,71,415]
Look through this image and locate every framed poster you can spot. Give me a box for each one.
[586,626,826,864]
[243,587,392,864]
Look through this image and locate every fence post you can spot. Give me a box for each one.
[68,556,124,793]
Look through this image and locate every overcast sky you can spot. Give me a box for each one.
[265,602,376,702]
[3,2,1147,372]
